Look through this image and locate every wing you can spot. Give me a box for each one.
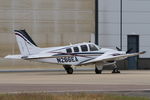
[5,51,75,60]
[80,51,146,65]
[17,52,76,60]
[5,52,83,60]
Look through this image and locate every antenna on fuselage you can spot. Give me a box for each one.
[69,43,72,45]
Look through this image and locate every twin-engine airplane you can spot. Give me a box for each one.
[5,30,145,74]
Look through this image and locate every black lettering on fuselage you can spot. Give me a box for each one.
[56,56,78,63]
[56,58,61,63]
[75,56,78,61]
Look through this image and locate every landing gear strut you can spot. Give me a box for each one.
[95,67,102,74]
[63,65,73,74]
[95,63,103,74]
[112,64,120,73]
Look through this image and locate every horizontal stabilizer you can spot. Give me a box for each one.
[4,55,22,59]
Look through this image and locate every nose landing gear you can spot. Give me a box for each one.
[112,64,120,73]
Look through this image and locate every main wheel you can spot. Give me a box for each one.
[112,68,120,73]
[66,68,73,74]
[95,67,102,74]
[63,65,73,74]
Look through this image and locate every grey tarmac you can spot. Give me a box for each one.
[0,70,150,97]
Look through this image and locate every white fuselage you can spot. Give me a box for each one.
[26,43,126,66]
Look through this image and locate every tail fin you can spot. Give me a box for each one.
[14,30,41,56]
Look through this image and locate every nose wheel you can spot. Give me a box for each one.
[63,65,73,74]
[112,64,120,73]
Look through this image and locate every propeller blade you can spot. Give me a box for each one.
[126,48,133,53]
[116,47,121,51]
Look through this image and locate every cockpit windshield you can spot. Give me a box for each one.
[89,44,99,51]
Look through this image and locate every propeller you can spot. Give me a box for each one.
[116,46,133,54]
[116,47,121,51]
[126,48,133,54]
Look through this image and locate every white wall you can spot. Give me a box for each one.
[98,0,150,58]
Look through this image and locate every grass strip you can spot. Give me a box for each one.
[0,93,149,100]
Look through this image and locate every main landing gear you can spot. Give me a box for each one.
[95,67,102,74]
[95,63,103,74]
[63,65,73,74]
[112,64,120,73]
[63,64,120,74]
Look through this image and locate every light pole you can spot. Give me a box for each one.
[95,0,99,45]
[120,0,123,50]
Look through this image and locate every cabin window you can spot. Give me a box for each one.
[66,48,72,53]
[89,44,98,51]
[81,45,88,52]
[73,47,79,52]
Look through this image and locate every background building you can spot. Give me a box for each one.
[98,0,150,69]
[0,0,95,57]
[0,0,150,69]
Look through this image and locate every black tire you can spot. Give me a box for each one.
[63,65,73,74]
[95,67,102,74]
[112,68,120,73]
[66,68,73,74]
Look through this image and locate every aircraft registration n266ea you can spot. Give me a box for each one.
[5,30,145,74]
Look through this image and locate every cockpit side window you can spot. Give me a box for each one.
[66,48,72,53]
[89,44,98,51]
[73,47,79,52]
[81,45,88,52]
